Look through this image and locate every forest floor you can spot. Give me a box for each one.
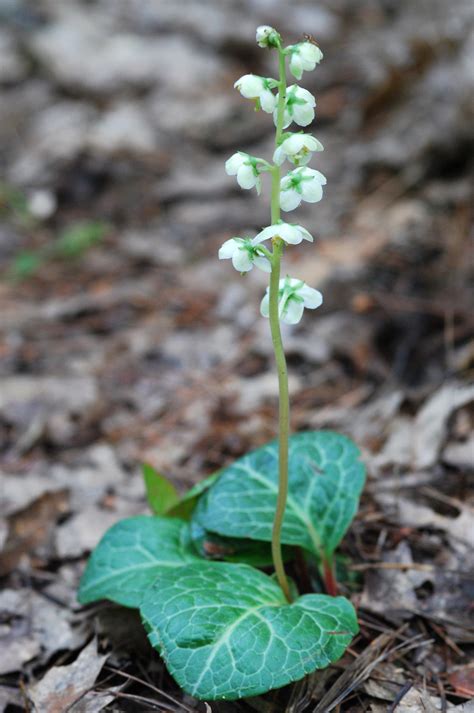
[0,0,473,711]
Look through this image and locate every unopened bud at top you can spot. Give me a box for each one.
[256,25,281,49]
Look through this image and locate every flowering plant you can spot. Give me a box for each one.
[79,26,365,702]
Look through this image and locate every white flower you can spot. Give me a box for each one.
[255,222,313,245]
[288,42,323,80]
[234,74,276,113]
[225,152,262,193]
[273,133,324,166]
[256,25,280,48]
[260,276,323,324]
[275,85,316,128]
[218,236,271,273]
[280,166,327,212]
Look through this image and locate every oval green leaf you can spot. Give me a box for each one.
[140,561,358,700]
[78,516,201,608]
[192,431,365,559]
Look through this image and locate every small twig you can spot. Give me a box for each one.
[312,629,428,712]
[427,620,465,658]
[105,666,196,713]
[110,690,172,711]
[18,680,31,713]
[358,617,396,636]
[349,561,434,572]
[387,681,413,712]
[435,675,448,713]
[420,486,474,512]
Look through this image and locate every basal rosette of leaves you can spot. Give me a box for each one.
[78,431,364,700]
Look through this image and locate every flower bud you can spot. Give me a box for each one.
[256,25,281,49]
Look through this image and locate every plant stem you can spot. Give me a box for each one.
[268,46,292,603]
[322,553,338,596]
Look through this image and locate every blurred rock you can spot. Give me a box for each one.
[54,506,123,558]
[111,0,257,46]
[413,381,474,469]
[9,100,96,183]
[27,638,109,712]
[0,30,28,83]
[119,227,185,266]
[442,436,474,470]
[360,541,429,623]
[148,90,238,142]
[374,415,413,468]
[0,375,98,418]
[88,101,157,156]
[0,588,89,673]
[31,9,225,95]
[2,444,128,517]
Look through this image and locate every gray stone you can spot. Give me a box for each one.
[9,100,96,183]
[88,101,157,156]
[0,30,28,83]
[31,9,225,95]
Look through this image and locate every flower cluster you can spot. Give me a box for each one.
[220,26,326,325]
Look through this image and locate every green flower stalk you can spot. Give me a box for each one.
[220,27,326,600]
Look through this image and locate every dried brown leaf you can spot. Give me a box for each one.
[28,638,108,713]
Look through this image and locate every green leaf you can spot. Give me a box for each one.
[192,431,365,560]
[166,471,220,520]
[9,251,43,280]
[55,221,107,259]
[140,561,358,700]
[78,516,201,608]
[142,464,179,515]
[0,183,32,225]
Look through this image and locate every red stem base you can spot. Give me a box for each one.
[323,556,338,596]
